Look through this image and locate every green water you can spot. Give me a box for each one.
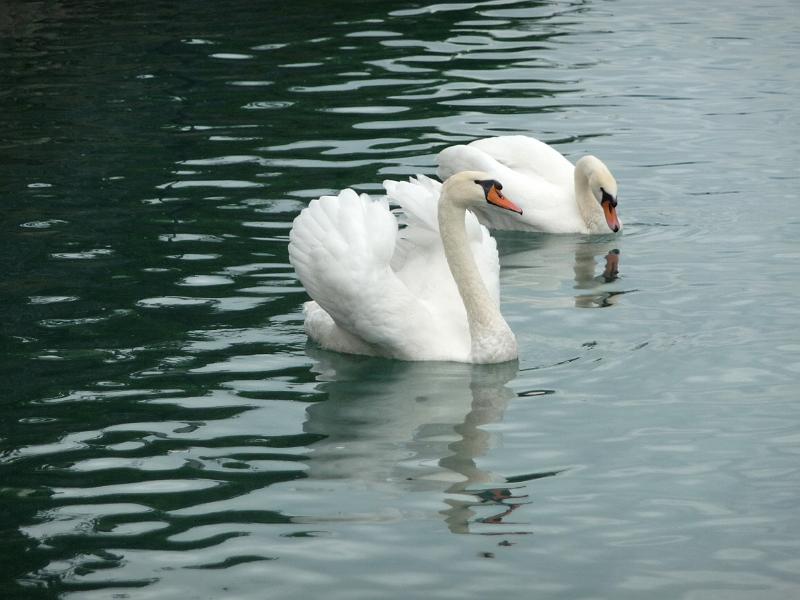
[2,1,799,598]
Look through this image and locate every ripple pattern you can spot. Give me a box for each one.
[2,0,799,599]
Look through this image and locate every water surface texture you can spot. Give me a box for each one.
[2,1,799,598]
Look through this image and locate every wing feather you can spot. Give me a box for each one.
[288,189,439,359]
[384,175,500,305]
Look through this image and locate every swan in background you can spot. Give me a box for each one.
[436,135,622,234]
[288,171,523,364]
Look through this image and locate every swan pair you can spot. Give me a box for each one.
[288,136,621,364]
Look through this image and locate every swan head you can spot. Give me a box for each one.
[575,156,621,233]
[442,171,523,215]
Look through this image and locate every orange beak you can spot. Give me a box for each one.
[487,185,523,215]
[601,198,620,232]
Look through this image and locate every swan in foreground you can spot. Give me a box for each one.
[288,171,523,364]
[436,135,621,234]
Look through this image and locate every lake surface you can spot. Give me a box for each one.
[2,1,799,598]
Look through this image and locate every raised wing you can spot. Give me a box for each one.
[384,175,501,307]
[288,189,439,359]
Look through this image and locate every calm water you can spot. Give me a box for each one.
[2,1,799,598]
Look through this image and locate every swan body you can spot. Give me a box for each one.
[288,171,522,364]
[437,135,621,234]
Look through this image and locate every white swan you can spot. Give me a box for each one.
[437,135,621,234]
[288,171,523,364]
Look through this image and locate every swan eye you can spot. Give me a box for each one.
[475,179,503,197]
[600,187,617,208]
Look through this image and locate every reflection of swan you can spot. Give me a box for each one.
[437,136,622,234]
[288,171,523,363]
[301,351,555,535]
[495,232,626,309]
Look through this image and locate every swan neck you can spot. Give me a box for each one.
[574,159,605,233]
[438,197,507,344]
[574,167,595,223]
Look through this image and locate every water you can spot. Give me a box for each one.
[2,0,799,598]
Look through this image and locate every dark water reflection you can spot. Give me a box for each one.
[2,0,800,598]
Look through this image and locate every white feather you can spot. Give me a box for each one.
[437,135,622,234]
[289,174,515,364]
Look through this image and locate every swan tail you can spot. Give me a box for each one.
[302,301,377,356]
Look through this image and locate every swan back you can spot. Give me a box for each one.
[468,135,574,187]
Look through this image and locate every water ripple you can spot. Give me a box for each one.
[3,1,800,599]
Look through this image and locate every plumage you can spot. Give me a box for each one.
[437,135,622,234]
[288,172,520,364]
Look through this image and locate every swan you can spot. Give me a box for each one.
[436,135,621,234]
[288,171,523,364]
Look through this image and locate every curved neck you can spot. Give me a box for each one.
[573,165,604,231]
[438,198,508,346]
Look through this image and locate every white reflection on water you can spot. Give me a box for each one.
[299,352,555,536]
[497,232,629,309]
